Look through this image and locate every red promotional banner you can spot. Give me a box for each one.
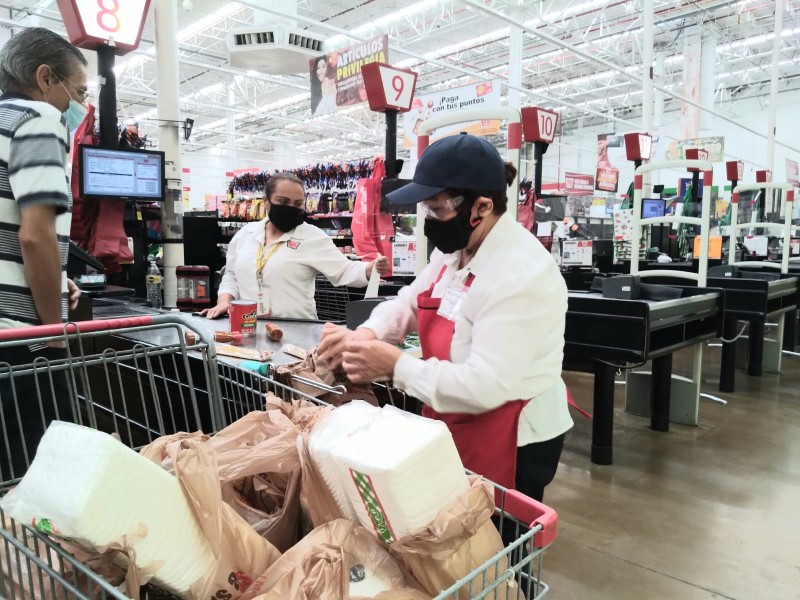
[596,167,619,193]
[564,172,595,195]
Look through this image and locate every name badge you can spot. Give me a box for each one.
[437,278,470,322]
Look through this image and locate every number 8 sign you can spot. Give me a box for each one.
[57,0,151,55]
[521,107,561,144]
[362,62,418,113]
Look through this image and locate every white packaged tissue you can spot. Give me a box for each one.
[308,400,381,521]
[0,422,214,595]
[332,406,470,542]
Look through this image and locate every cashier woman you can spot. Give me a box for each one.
[319,134,573,501]
[201,173,389,320]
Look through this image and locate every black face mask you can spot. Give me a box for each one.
[424,208,477,254]
[268,202,306,233]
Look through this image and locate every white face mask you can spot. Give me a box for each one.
[63,99,87,132]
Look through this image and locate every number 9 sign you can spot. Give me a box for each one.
[361,62,418,113]
[57,0,151,55]
[521,107,561,144]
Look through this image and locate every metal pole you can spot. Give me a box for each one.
[767,0,783,172]
[154,0,184,309]
[96,45,117,148]
[533,142,547,198]
[385,109,398,179]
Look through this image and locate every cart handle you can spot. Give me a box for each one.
[498,488,559,548]
[0,316,156,341]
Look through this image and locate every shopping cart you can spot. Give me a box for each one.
[0,315,221,600]
[215,367,559,600]
[0,318,557,600]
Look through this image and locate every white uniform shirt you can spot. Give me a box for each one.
[218,219,369,319]
[361,212,573,445]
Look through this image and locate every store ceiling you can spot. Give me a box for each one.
[2,0,799,167]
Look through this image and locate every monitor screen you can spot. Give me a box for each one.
[80,146,165,201]
[642,198,666,218]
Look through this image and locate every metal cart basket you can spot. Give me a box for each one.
[0,317,557,600]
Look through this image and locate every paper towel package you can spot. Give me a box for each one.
[331,406,470,542]
[307,400,381,521]
[1,422,214,595]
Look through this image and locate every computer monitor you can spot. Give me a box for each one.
[642,198,666,218]
[79,146,165,201]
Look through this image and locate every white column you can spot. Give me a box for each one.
[653,53,665,185]
[700,33,717,132]
[254,0,296,26]
[154,0,184,308]
[507,17,523,111]
[681,28,702,140]
[507,13,523,220]
[653,53,665,130]
[767,0,783,172]
[227,84,236,171]
[641,0,654,135]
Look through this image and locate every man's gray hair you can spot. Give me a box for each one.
[0,27,87,93]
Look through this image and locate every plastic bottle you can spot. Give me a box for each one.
[146,261,163,309]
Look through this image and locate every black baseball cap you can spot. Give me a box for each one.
[387,133,507,205]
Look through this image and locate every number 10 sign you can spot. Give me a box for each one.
[362,62,418,113]
[57,0,151,55]
[521,107,560,144]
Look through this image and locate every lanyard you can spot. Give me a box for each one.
[257,221,285,274]
[256,241,283,274]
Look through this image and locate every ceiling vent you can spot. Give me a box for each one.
[228,25,325,74]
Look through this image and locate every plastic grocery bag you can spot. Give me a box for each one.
[141,410,303,553]
[240,519,430,600]
[388,477,509,600]
[212,410,302,552]
[274,348,379,406]
[169,438,282,600]
[0,511,137,600]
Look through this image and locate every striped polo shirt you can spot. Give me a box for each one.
[0,93,71,329]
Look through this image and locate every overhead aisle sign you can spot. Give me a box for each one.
[57,0,151,54]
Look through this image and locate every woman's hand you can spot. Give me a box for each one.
[66,278,81,310]
[200,297,231,319]
[366,255,390,278]
[341,339,403,383]
[318,323,375,370]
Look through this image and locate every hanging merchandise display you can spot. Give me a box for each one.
[222,161,377,222]
[352,158,394,269]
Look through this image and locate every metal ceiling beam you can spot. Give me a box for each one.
[462,0,800,154]
[235,0,644,131]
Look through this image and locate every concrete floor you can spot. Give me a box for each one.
[543,345,800,600]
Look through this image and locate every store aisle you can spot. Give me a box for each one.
[549,347,800,600]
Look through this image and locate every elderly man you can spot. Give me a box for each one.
[0,27,88,479]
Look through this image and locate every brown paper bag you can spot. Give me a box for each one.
[388,478,509,600]
[241,519,430,600]
[170,438,281,600]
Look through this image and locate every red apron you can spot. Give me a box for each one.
[417,267,526,489]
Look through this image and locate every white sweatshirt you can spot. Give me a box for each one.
[361,212,573,445]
